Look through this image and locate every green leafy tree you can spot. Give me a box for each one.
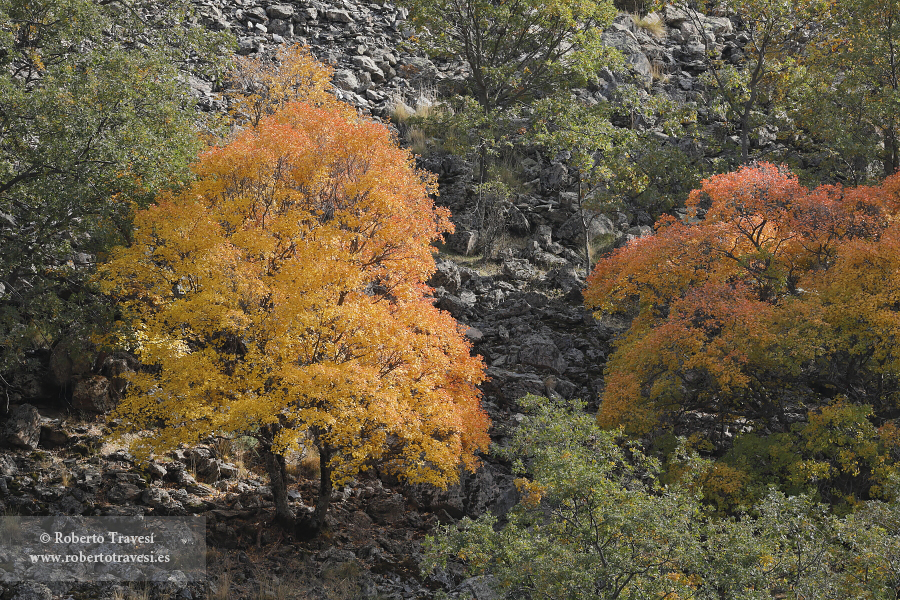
[398,0,619,111]
[423,395,705,599]
[529,88,699,273]
[797,0,900,180]
[680,0,825,164]
[424,395,900,599]
[0,0,232,385]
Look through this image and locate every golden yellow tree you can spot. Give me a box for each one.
[98,98,490,531]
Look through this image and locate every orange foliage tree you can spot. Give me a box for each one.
[97,98,490,532]
[585,163,900,438]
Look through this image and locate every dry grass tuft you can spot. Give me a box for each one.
[633,12,666,39]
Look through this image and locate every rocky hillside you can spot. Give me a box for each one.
[0,1,762,599]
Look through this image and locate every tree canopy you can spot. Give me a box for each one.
[0,0,232,379]
[585,163,900,439]
[424,396,900,599]
[98,97,490,532]
[399,0,619,111]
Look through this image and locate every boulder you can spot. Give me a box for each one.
[333,69,360,91]
[266,4,294,20]
[351,55,381,74]
[516,334,568,375]
[428,259,462,294]
[268,19,293,37]
[501,258,537,281]
[556,210,621,256]
[437,291,476,319]
[39,422,70,448]
[106,482,143,504]
[0,454,18,476]
[72,375,115,414]
[446,230,479,255]
[325,9,353,23]
[3,404,41,450]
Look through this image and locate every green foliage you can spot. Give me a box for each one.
[687,0,826,163]
[719,401,900,511]
[528,87,700,269]
[424,395,900,599]
[0,0,233,379]
[796,0,900,180]
[423,395,704,599]
[398,0,619,111]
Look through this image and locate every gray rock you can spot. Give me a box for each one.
[0,455,17,476]
[501,258,537,281]
[446,230,479,255]
[367,492,405,524]
[10,582,52,600]
[268,19,293,37]
[541,161,568,191]
[482,368,547,405]
[333,69,360,91]
[531,249,569,268]
[39,422,70,448]
[266,4,294,20]
[55,494,85,515]
[506,204,530,235]
[429,259,462,294]
[145,462,168,479]
[3,404,41,450]
[399,56,438,81]
[546,266,583,296]
[459,575,501,600]
[556,210,621,256]
[106,482,143,504]
[237,37,263,55]
[406,462,517,519]
[516,334,567,375]
[298,7,318,22]
[142,487,186,515]
[325,9,353,23]
[465,327,485,342]
[244,6,268,23]
[438,292,475,319]
[602,28,651,80]
[351,55,381,74]
[705,16,733,36]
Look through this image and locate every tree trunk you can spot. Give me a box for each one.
[263,445,292,523]
[885,126,899,177]
[578,175,592,278]
[311,443,333,531]
[259,426,292,524]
